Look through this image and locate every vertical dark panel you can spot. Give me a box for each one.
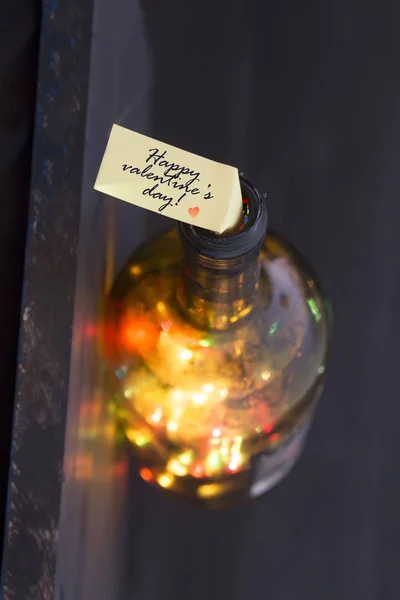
[0,0,40,549]
[0,0,93,598]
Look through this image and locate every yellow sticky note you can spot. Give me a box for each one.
[94,125,242,233]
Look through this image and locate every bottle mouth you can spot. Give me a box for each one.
[177,175,268,261]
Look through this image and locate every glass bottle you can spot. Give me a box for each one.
[103,176,331,507]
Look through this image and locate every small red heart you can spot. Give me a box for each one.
[188,206,200,218]
[161,320,172,333]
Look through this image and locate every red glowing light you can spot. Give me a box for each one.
[120,314,159,353]
[140,468,153,482]
[193,463,205,478]
[269,433,280,444]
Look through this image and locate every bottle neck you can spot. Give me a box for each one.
[176,176,268,331]
[177,251,261,330]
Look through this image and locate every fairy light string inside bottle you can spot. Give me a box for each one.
[104,175,331,507]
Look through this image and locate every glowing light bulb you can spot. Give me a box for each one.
[157,473,174,488]
[203,383,214,393]
[172,389,184,401]
[126,429,149,447]
[179,450,193,466]
[192,392,206,405]
[150,408,162,423]
[167,421,178,432]
[180,349,193,361]
[130,265,141,276]
[140,468,153,482]
[219,389,228,399]
[124,388,133,399]
[167,459,187,477]
[261,371,271,381]
[212,428,221,438]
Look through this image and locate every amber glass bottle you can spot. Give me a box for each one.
[104,176,331,507]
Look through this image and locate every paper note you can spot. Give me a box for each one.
[94,125,243,233]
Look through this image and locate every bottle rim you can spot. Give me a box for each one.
[177,175,268,261]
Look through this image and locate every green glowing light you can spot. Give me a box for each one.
[268,321,279,335]
[307,298,322,322]
[199,338,212,348]
[207,450,223,470]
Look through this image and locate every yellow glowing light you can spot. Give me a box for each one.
[261,371,271,381]
[192,392,206,405]
[156,302,166,311]
[255,426,262,433]
[158,473,174,488]
[179,450,193,466]
[206,449,223,472]
[172,389,184,401]
[180,349,193,361]
[212,428,221,438]
[124,388,133,399]
[167,459,188,477]
[126,429,149,447]
[150,408,162,423]
[199,338,212,347]
[167,421,178,432]
[228,461,240,472]
[197,483,224,499]
[130,265,142,276]
[203,383,214,393]
[219,389,228,399]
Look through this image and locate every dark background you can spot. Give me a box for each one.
[1,0,400,598]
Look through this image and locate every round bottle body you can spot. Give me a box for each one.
[104,228,330,507]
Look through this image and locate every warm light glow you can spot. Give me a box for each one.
[140,468,153,482]
[199,338,212,347]
[193,463,205,478]
[197,483,224,499]
[228,461,240,472]
[158,473,174,488]
[130,265,142,276]
[180,349,193,361]
[203,383,214,393]
[150,408,162,423]
[167,459,188,477]
[126,429,149,447]
[179,450,193,466]
[167,421,178,432]
[206,449,223,472]
[124,388,133,399]
[219,389,228,399]
[261,371,271,381]
[157,302,166,311]
[192,392,206,405]
[172,389,184,401]
[212,428,221,438]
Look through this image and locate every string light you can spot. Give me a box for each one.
[203,383,214,393]
[180,348,193,361]
[167,459,187,477]
[192,392,206,405]
[157,473,174,488]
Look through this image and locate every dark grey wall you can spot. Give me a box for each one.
[120,2,400,599]
[3,0,400,599]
